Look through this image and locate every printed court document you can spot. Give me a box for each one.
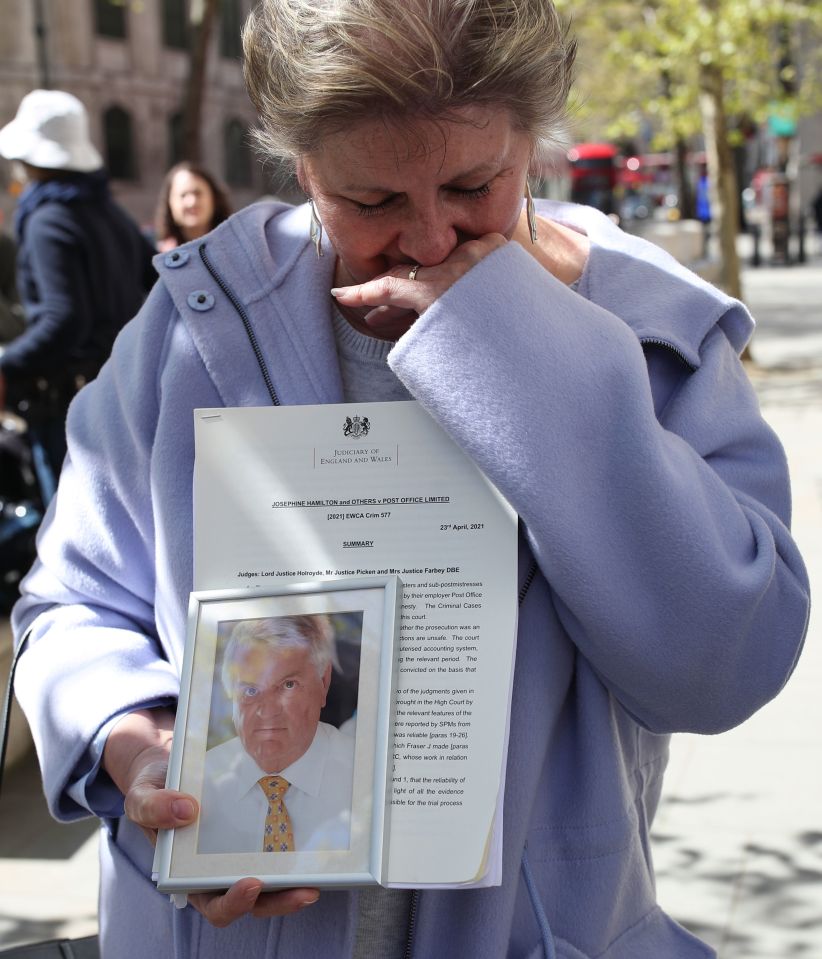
[193,401,518,886]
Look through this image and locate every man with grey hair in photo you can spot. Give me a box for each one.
[198,614,355,854]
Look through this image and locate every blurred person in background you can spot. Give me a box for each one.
[0,210,25,343]
[0,89,155,503]
[812,186,822,240]
[695,165,712,258]
[153,161,232,252]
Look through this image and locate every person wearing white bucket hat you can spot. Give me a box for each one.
[0,89,155,504]
[0,89,104,173]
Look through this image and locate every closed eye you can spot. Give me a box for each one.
[448,182,492,200]
[354,181,492,217]
[355,195,398,217]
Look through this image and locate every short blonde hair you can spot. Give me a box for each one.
[221,614,338,700]
[242,0,576,161]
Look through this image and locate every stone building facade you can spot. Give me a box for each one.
[0,0,291,231]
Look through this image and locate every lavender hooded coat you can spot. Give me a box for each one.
[13,201,810,958]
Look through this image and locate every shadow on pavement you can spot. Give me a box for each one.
[0,914,84,949]
[0,748,96,860]
[653,816,822,958]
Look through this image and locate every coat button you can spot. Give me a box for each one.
[164,250,190,268]
[187,290,215,311]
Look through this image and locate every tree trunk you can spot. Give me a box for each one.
[675,137,694,221]
[181,0,219,163]
[699,60,751,360]
[698,61,742,301]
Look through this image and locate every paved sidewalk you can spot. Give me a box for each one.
[0,253,819,954]
[653,261,822,957]
[0,744,98,946]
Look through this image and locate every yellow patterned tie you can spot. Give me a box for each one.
[258,775,295,852]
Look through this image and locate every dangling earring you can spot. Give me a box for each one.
[525,181,538,244]
[309,198,324,258]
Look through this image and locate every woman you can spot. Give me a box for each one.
[12,2,809,958]
[153,161,232,252]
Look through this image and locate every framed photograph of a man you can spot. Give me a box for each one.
[153,576,400,893]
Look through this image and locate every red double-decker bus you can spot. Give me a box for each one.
[566,142,618,214]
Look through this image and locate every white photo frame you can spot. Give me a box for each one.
[153,576,400,893]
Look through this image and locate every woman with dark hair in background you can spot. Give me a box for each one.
[154,161,232,252]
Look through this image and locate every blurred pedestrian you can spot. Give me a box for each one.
[695,166,711,258]
[0,212,24,343]
[153,161,232,252]
[0,89,155,503]
[812,187,822,237]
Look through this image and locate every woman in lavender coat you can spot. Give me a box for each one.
[12,1,809,957]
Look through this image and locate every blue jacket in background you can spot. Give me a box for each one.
[1,172,155,382]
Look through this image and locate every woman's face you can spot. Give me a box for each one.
[167,169,215,240]
[299,106,532,285]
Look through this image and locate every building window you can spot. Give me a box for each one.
[220,0,243,59]
[104,106,137,180]
[94,0,127,39]
[168,112,184,167]
[224,118,252,188]
[163,0,189,50]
